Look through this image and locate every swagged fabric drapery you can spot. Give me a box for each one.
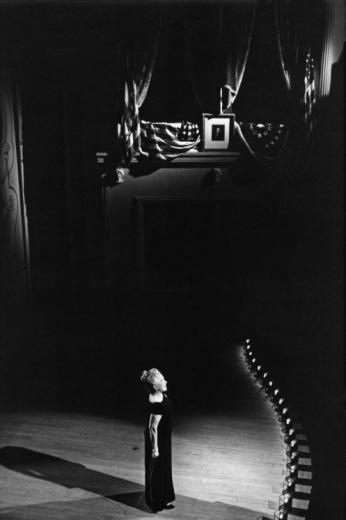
[275,0,314,123]
[140,121,200,161]
[184,2,256,115]
[116,11,161,164]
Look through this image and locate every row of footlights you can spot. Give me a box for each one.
[243,339,313,520]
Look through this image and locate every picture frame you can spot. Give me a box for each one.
[202,113,235,151]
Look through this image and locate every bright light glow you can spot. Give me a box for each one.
[263,372,268,378]
[245,338,250,344]
[284,491,293,503]
[257,365,262,371]
[274,389,280,396]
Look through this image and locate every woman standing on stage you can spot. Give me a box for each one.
[140,368,175,512]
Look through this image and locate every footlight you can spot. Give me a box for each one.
[275,503,290,519]
[281,417,292,430]
[262,371,268,380]
[286,450,299,469]
[266,379,274,391]
[281,407,290,417]
[272,388,281,400]
[285,439,298,453]
[284,427,297,443]
[255,365,262,376]
[283,475,297,492]
[280,490,294,506]
[274,397,285,412]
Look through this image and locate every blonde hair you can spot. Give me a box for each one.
[140,368,162,393]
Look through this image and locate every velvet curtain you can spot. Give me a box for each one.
[184,2,256,114]
[274,0,330,173]
[275,0,310,118]
[223,3,257,106]
[275,0,328,126]
[116,11,161,164]
[0,75,31,307]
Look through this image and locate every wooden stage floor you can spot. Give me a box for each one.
[0,346,286,520]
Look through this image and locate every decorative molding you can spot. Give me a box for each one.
[131,150,239,169]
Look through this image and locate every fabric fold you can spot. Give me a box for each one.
[116,12,162,163]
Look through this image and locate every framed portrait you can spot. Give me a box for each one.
[202,113,235,151]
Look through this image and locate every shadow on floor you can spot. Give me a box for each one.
[0,446,148,512]
[0,446,263,520]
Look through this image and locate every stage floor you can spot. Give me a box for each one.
[0,346,286,520]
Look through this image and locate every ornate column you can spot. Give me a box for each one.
[0,51,31,309]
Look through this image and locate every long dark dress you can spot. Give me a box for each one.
[144,394,175,511]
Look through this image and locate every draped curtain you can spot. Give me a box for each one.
[275,0,311,119]
[183,1,273,166]
[184,2,256,114]
[317,2,344,99]
[275,0,328,166]
[223,4,257,106]
[116,10,161,165]
[0,74,31,307]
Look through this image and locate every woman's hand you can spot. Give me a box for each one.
[152,448,159,458]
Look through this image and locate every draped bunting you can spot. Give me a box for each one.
[239,122,288,158]
[184,2,256,114]
[234,122,274,167]
[139,121,200,161]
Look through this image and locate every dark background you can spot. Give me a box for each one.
[0,2,344,519]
